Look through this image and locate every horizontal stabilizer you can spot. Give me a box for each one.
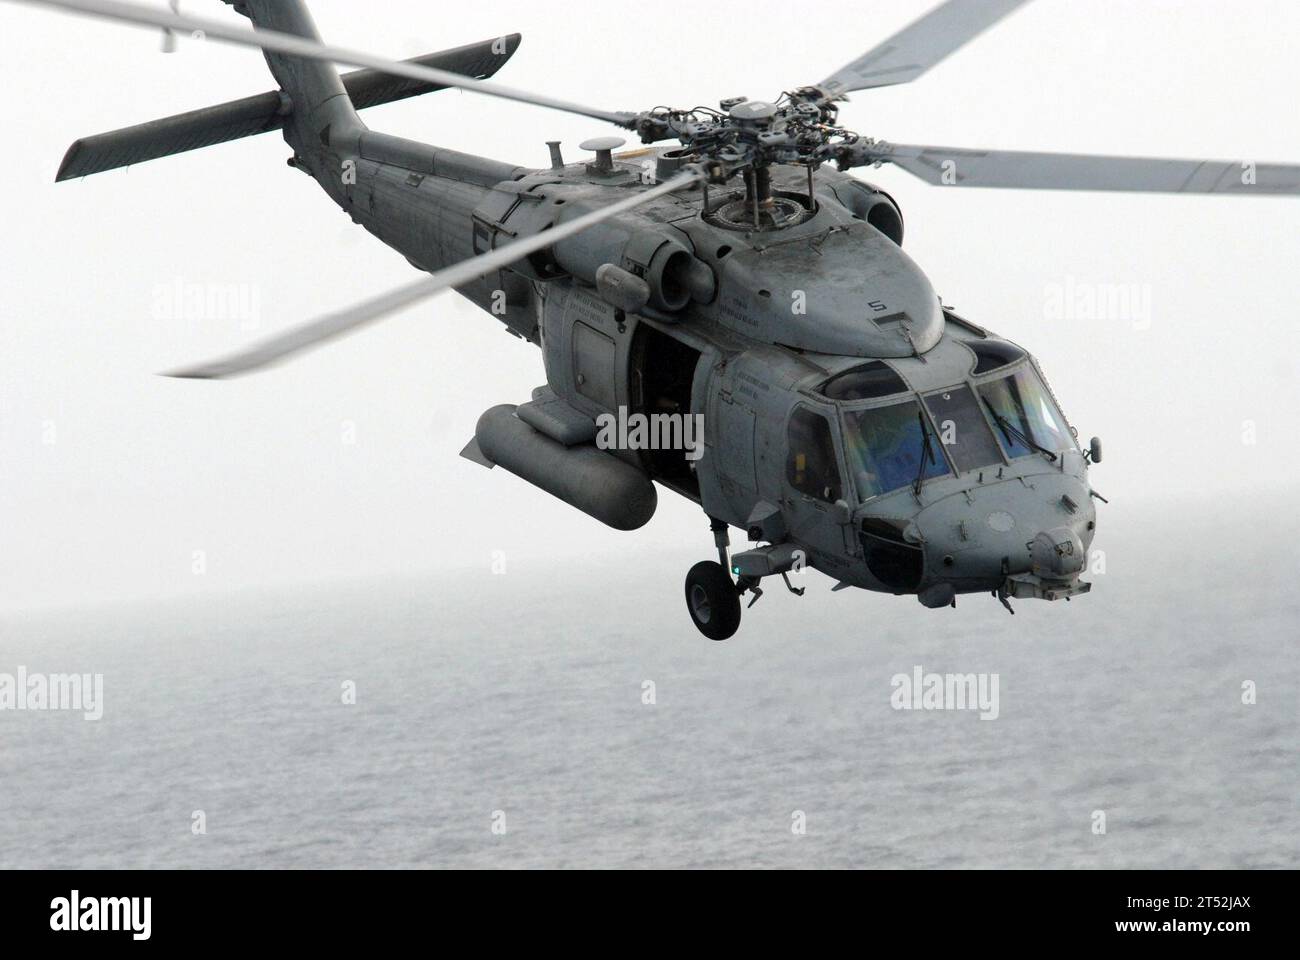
[459,437,495,469]
[56,34,522,180]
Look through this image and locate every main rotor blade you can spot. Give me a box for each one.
[11,0,636,128]
[818,0,1031,94]
[863,143,1300,194]
[163,170,704,379]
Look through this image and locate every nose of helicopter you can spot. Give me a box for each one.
[907,472,1096,605]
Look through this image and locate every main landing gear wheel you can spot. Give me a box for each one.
[685,560,742,641]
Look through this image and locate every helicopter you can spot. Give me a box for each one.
[22,0,1300,639]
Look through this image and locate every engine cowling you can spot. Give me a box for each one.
[472,178,714,314]
[550,217,714,312]
[819,179,904,246]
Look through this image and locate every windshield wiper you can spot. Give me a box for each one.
[983,398,1058,462]
[913,411,937,497]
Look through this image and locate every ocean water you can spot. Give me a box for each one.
[1,497,1296,869]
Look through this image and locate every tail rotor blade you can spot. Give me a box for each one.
[11,0,637,128]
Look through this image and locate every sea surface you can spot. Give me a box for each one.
[2,497,1296,868]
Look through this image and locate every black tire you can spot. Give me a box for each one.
[684,560,742,641]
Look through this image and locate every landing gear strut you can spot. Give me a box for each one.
[683,518,744,640]
[685,518,810,638]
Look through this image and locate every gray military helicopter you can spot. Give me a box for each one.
[26,0,1300,638]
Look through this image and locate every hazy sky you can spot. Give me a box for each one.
[3,0,1299,611]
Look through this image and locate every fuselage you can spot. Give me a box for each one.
[320,129,1096,606]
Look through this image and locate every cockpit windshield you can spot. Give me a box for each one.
[843,400,949,500]
[977,366,1074,458]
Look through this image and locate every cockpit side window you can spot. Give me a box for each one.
[787,406,843,502]
[820,361,908,401]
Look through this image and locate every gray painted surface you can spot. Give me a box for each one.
[49,0,1194,630]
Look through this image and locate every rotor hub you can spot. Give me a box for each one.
[727,99,779,126]
[631,90,869,199]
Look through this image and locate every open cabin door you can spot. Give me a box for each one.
[629,324,703,501]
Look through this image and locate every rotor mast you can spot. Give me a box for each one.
[729,99,780,229]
